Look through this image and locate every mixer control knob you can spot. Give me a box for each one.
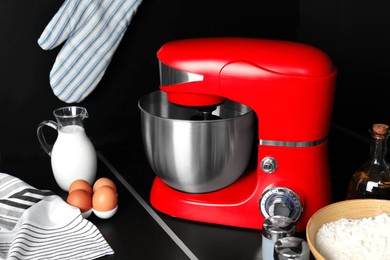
[259,187,303,221]
[261,157,277,173]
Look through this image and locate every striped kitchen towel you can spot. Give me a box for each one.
[38,0,142,103]
[0,173,114,260]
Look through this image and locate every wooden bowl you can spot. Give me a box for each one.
[306,199,390,259]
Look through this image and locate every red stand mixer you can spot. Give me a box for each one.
[141,38,337,231]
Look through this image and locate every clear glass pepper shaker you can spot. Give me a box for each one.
[262,215,296,260]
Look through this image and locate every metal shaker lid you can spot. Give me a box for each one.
[274,237,310,260]
[262,215,296,241]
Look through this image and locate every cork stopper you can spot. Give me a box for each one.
[373,124,389,135]
[372,124,389,140]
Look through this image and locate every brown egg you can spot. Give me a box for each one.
[93,177,117,193]
[67,189,92,213]
[92,186,118,212]
[69,179,93,196]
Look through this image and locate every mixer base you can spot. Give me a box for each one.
[150,170,265,230]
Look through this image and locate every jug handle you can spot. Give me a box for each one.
[37,120,58,156]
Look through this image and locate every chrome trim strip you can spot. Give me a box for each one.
[159,61,203,86]
[259,136,328,147]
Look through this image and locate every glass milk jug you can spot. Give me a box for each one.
[37,106,97,191]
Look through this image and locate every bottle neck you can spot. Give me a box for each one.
[370,132,389,165]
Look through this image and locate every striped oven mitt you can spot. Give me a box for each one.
[38,0,142,103]
[0,173,114,260]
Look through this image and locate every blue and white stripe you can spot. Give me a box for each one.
[38,0,142,103]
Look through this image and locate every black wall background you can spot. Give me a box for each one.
[1,0,389,177]
[299,1,390,135]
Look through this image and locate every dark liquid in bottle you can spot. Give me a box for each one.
[356,181,390,199]
[347,171,390,199]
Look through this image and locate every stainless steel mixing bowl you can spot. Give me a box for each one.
[138,91,255,193]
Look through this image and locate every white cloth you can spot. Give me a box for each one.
[38,0,142,103]
[0,173,114,260]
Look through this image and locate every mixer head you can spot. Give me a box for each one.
[157,37,337,141]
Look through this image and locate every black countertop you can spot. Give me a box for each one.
[0,124,367,259]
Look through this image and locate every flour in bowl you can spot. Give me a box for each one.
[316,213,390,260]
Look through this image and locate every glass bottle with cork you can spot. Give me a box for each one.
[346,123,390,200]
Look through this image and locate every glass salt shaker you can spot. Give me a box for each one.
[262,215,296,260]
[274,237,310,260]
